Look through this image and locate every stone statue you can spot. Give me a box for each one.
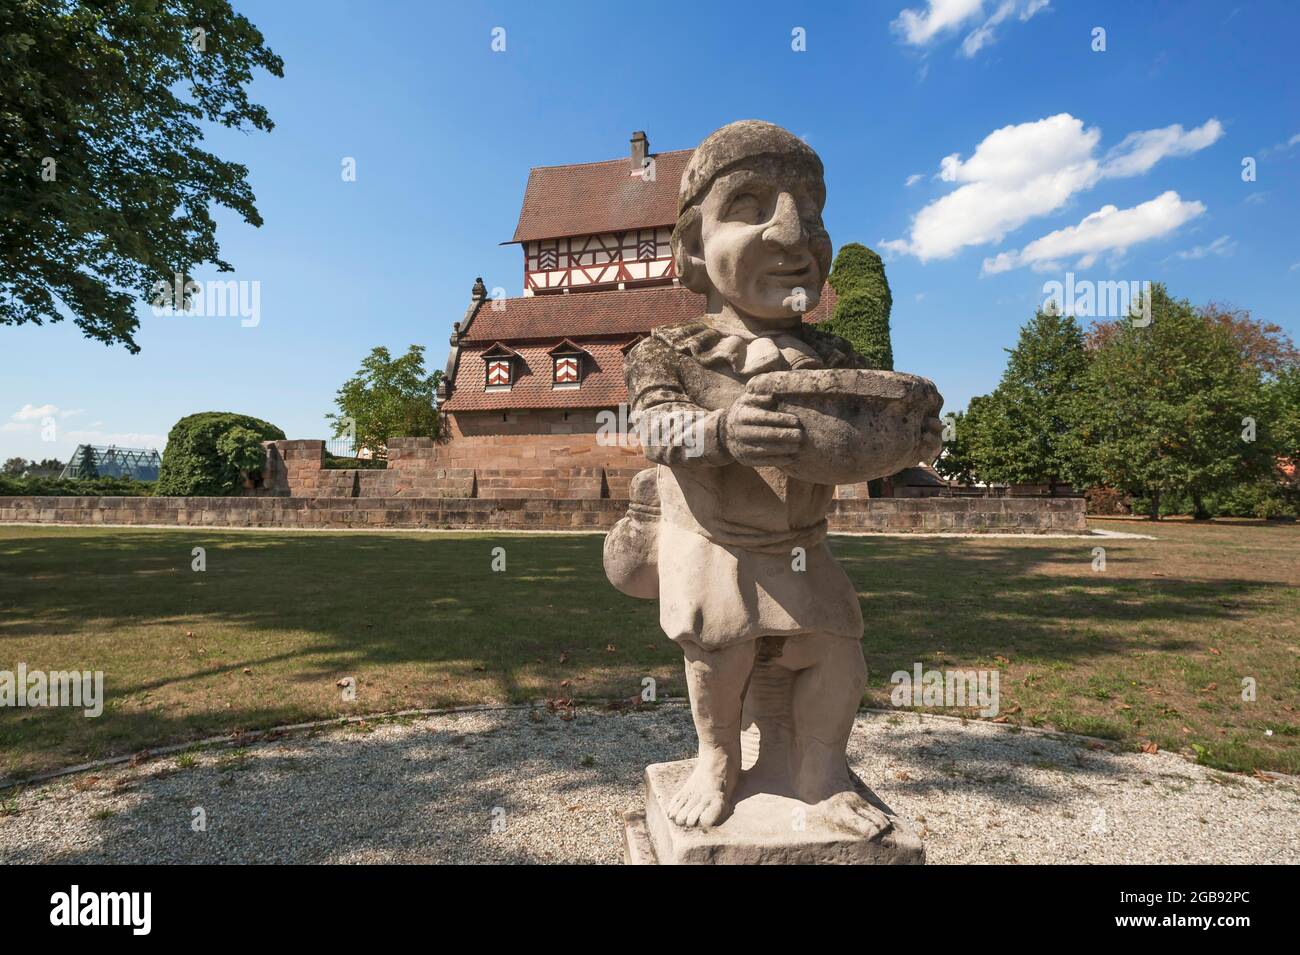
[606,121,943,864]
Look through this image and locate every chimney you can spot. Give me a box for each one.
[630,131,649,172]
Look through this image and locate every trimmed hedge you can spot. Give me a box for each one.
[156,412,285,496]
[822,244,894,371]
[0,475,155,497]
[323,454,386,470]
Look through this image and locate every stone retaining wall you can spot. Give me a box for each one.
[0,495,1086,533]
[254,438,642,501]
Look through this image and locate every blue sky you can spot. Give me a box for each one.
[4,0,1299,462]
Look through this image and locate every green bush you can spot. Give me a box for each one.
[216,426,270,474]
[0,475,154,497]
[822,244,893,371]
[156,412,285,496]
[323,454,387,471]
[1132,481,1298,519]
[824,289,893,371]
[1210,480,1298,519]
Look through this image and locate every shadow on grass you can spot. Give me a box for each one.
[0,528,1290,777]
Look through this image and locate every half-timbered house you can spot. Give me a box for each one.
[435,132,836,499]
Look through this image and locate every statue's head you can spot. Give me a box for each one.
[672,120,832,321]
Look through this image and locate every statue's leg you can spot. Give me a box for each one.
[740,636,796,790]
[783,633,892,839]
[667,638,757,828]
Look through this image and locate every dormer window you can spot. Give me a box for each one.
[549,339,589,390]
[554,355,579,385]
[482,342,519,391]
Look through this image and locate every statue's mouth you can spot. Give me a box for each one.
[766,263,814,280]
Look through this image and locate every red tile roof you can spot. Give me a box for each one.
[510,150,693,243]
[443,339,635,411]
[460,284,835,343]
[444,284,838,412]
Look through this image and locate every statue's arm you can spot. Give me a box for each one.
[626,338,733,468]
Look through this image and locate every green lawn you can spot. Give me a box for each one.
[1,521,1297,780]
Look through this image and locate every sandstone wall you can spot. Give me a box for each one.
[0,496,1087,533]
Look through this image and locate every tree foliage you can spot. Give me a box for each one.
[327,345,441,458]
[939,310,1087,490]
[76,444,98,479]
[1063,285,1274,518]
[934,403,980,485]
[822,243,893,370]
[1264,365,1300,465]
[0,0,283,352]
[977,309,1087,489]
[156,411,284,496]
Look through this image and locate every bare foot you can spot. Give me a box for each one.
[666,746,737,829]
[816,790,893,841]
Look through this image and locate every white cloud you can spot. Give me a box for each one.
[905,173,924,187]
[893,0,984,46]
[1260,132,1300,157]
[894,0,1049,56]
[10,403,83,422]
[883,114,1221,262]
[63,430,166,451]
[1169,234,1236,261]
[1100,120,1224,179]
[982,191,1206,273]
[1,421,33,433]
[960,0,1049,57]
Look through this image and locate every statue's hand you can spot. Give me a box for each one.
[722,393,804,468]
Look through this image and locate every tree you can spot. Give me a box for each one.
[822,243,893,370]
[934,399,992,486]
[3,457,28,476]
[1264,366,1300,466]
[76,444,98,479]
[966,308,1088,493]
[1163,304,1295,376]
[1064,285,1272,519]
[327,345,442,458]
[0,1,283,352]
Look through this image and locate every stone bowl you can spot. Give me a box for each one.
[745,369,944,486]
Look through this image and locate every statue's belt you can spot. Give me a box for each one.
[668,516,829,555]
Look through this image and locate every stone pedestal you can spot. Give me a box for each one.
[622,760,925,865]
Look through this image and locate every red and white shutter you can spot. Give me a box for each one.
[487,358,512,386]
[554,356,579,384]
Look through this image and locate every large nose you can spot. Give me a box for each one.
[762,192,806,250]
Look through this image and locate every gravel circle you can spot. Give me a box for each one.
[1,706,1296,864]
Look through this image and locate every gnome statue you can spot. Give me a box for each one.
[606,121,943,864]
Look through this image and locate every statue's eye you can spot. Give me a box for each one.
[725,193,763,223]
